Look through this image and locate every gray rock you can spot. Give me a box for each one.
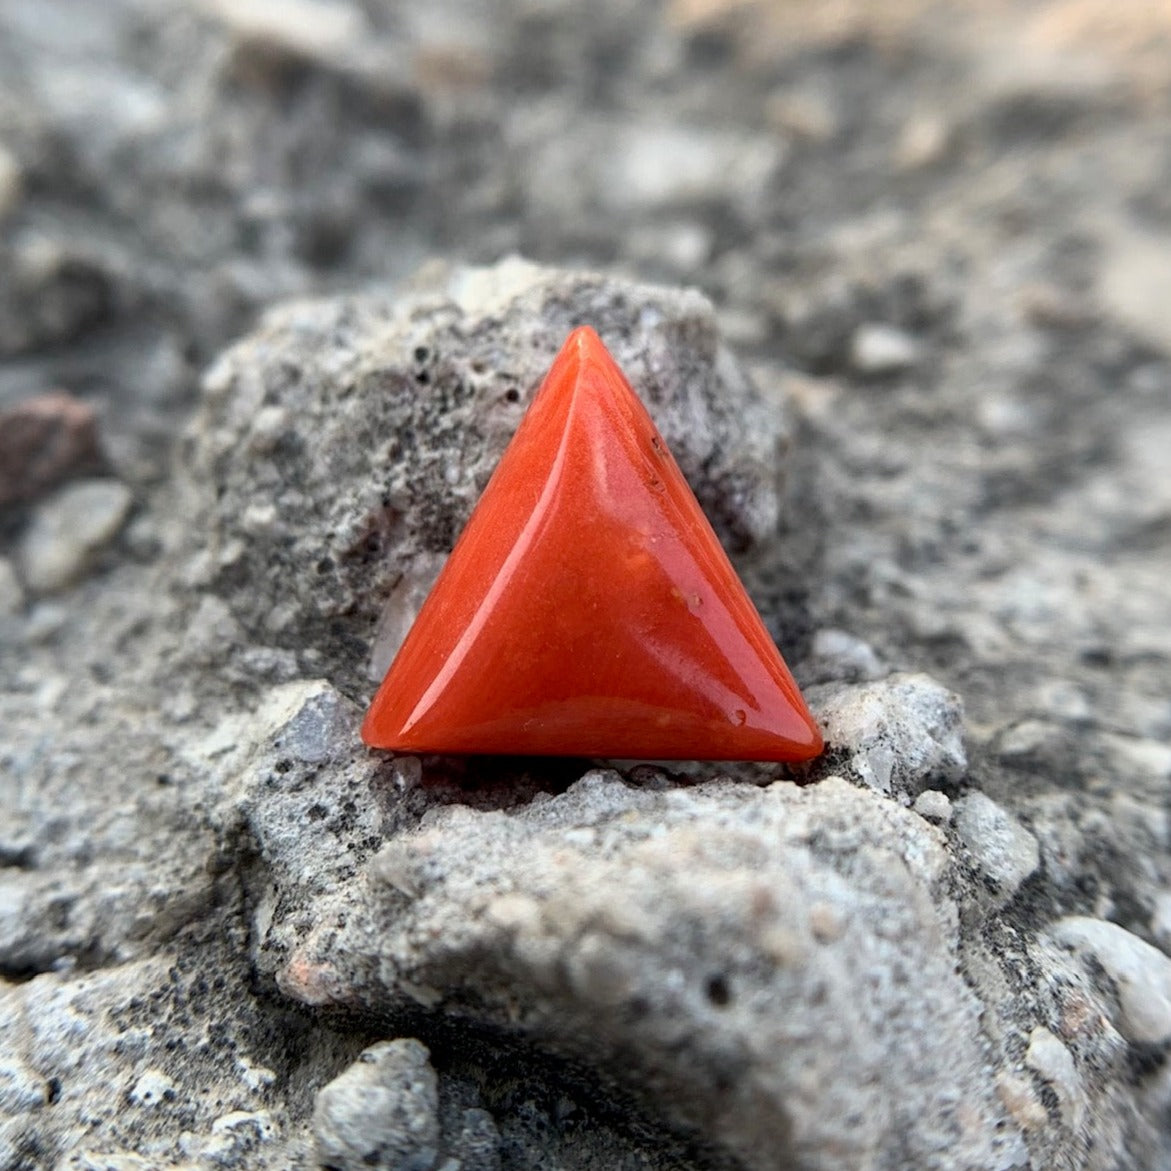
[0,955,303,1170]
[18,478,132,593]
[1025,1026,1085,1131]
[1051,917,1171,1046]
[313,1040,440,1171]
[276,772,1027,1171]
[804,673,967,796]
[2,3,1171,1160]
[187,258,788,697]
[953,791,1041,908]
[912,789,952,823]
[444,1107,501,1171]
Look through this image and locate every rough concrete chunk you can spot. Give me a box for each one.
[314,1040,440,1171]
[954,791,1041,908]
[274,772,1026,1171]
[805,673,967,796]
[186,259,788,695]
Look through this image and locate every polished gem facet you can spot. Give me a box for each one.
[362,326,822,761]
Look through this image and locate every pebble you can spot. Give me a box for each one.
[849,324,920,375]
[603,123,781,212]
[201,0,365,71]
[913,790,952,824]
[996,1072,1047,1132]
[19,479,133,593]
[1025,1026,1084,1129]
[806,673,967,797]
[190,1110,276,1163]
[625,221,713,273]
[996,718,1059,759]
[1052,916,1171,1045]
[952,792,1039,906]
[0,391,101,507]
[313,1039,440,1171]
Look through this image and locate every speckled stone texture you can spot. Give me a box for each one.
[185,258,786,698]
[2,2,1171,1169]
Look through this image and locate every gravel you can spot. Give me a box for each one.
[1,1,1170,1168]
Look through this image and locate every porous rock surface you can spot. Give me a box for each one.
[186,257,785,696]
[2,2,1171,1170]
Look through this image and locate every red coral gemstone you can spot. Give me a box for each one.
[362,326,822,761]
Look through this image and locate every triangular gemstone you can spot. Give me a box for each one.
[362,326,822,761]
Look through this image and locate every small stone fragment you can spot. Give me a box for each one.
[446,1106,501,1171]
[198,1110,276,1162]
[996,1072,1048,1132]
[913,789,952,823]
[0,391,101,508]
[805,673,966,796]
[1025,1026,1084,1129]
[368,552,447,681]
[202,0,366,81]
[849,324,920,374]
[952,791,1040,907]
[313,1039,440,1171]
[18,479,132,593]
[1051,917,1171,1045]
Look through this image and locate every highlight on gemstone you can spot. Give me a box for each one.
[361,326,822,762]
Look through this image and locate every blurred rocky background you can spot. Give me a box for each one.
[2,1,1171,1168]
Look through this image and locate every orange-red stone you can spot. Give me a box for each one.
[362,326,822,761]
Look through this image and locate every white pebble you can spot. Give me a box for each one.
[19,479,132,593]
[1025,1026,1084,1129]
[850,324,919,375]
[913,789,952,824]
[952,792,1039,905]
[1052,916,1171,1045]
